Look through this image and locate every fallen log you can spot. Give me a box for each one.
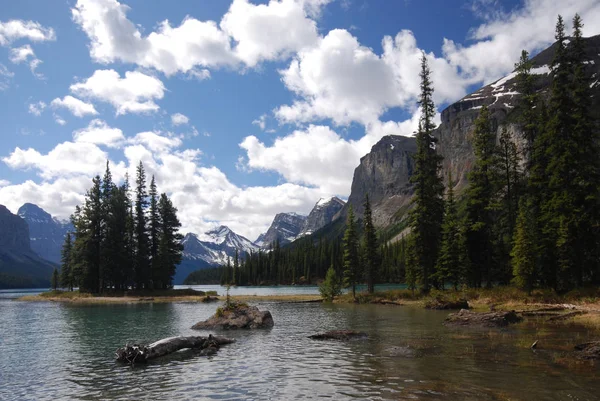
[309,330,368,341]
[115,335,235,365]
[444,309,522,328]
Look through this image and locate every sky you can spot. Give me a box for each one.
[0,0,599,241]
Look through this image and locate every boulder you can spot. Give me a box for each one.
[425,298,469,310]
[309,330,368,341]
[573,341,600,360]
[444,309,522,328]
[192,305,274,330]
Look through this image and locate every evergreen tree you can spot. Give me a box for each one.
[464,105,497,287]
[343,205,360,300]
[149,175,160,285]
[362,194,379,293]
[514,50,538,165]
[436,172,462,290]
[134,162,150,289]
[233,249,240,286]
[100,161,115,291]
[511,198,538,294]
[60,232,73,291]
[319,265,343,302]
[407,53,444,293]
[154,193,184,289]
[51,267,59,291]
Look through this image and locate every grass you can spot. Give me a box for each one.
[19,288,218,303]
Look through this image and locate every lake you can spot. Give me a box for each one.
[1,286,598,400]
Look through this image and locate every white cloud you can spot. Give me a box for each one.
[54,114,67,125]
[187,68,211,81]
[252,114,267,130]
[0,63,13,90]
[221,0,321,67]
[128,131,182,152]
[0,179,9,187]
[8,44,44,78]
[71,0,331,74]
[0,20,55,46]
[28,101,46,116]
[51,95,98,117]
[70,69,165,115]
[171,113,189,126]
[73,119,125,147]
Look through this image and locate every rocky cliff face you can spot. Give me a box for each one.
[344,135,417,227]
[255,212,307,249]
[0,205,55,288]
[18,203,72,263]
[299,197,345,237]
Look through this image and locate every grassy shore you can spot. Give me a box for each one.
[18,289,322,304]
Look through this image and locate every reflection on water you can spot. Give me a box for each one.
[0,296,598,400]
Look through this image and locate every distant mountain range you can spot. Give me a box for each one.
[18,203,72,264]
[0,205,55,289]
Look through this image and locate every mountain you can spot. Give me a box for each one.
[176,225,259,284]
[0,205,55,288]
[255,212,307,249]
[299,35,600,243]
[18,203,72,264]
[298,197,345,237]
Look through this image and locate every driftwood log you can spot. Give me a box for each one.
[115,335,235,364]
[309,330,368,341]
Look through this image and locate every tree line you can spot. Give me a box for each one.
[407,14,599,294]
[57,161,183,293]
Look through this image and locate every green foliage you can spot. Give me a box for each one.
[511,198,538,294]
[362,194,380,293]
[51,268,59,291]
[436,172,463,290]
[183,267,222,285]
[343,205,360,299]
[66,161,182,293]
[407,53,444,293]
[319,266,343,302]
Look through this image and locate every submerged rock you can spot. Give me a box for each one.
[425,298,469,310]
[444,309,522,328]
[573,341,600,360]
[309,330,368,341]
[386,345,417,358]
[192,304,274,330]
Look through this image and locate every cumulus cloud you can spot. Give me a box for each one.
[54,115,67,125]
[0,20,55,46]
[71,0,330,74]
[73,119,125,147]
[171,113,189,126]
[0,179,10,187]
[70,69,165,115]
[8,44,44,78]
[28,101,46,116]
[51,95,98,117]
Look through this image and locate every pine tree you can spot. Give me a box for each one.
[407,53,445,293]
[464,105,497,288]
[149,175,160,285]
[51,267,59,291]
[514,50,538,165]
[100,161,114,291]
[233,250,240,286]
[436,172,462,290]
[60,232,73,291]
[343,205,360,300]
[319,265,343,302]
[512,197,538,294]
[154,193,183,289]
[362,194,379,293]
[134,161,150,289]
[79,176,103,293]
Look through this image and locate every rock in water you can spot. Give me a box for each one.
[192,305,274,330]
[573,341,600,360]
[309,330,368,341]
[444,309,522,328]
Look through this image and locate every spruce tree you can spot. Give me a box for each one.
[149,175,159,283]
[362,194,379,293]
[343,205,360,300]
[512,197,538,294]
[436,172,462,290]
[51,267,59,291]
[407,53,444,293]
[60,232,73,291]
[514,50,538,165]
[464,105,496,288]
[134,162,150,289]
[154,193,183,288]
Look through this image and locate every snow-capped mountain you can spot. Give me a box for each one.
[17,203,73,264]
[177,225,259,284]
[255,212,307,249]
[298,197,345,237]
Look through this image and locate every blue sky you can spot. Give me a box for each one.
[1,0,599,240]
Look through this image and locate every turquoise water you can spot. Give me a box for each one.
[0,288,598,400]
